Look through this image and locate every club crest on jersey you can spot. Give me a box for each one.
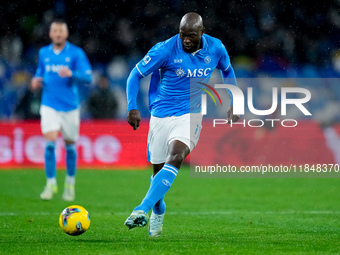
[204,56,211,64]
[142,55,151,66]
[176,68,186,77]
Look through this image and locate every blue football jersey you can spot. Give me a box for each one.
[135,34,231,117]
[35,42,92,111]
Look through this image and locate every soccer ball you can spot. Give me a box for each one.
[59,205,90,236]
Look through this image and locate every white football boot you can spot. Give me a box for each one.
[148,211,165,237]
[124,210,149,229]
[40,184,58,200]
[62,183,75,201]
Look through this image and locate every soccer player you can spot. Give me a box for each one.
[124,12,239,237]
[31,19,92,201]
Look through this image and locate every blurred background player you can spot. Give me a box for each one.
[13,75,42,120]
[87,74,118,119]
[318,49,340,165]
[124,12,239,236]
[31,19,92,201]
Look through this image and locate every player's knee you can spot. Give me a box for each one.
[44,131,58,141]
[64,140,75,146]
[166,152,185,167]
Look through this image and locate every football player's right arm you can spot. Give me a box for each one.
[126,68,143,130]
[31,50,44,90]
[126,43,168,130]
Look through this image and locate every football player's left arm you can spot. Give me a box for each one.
[68,49,92,84]
[217,43,240,123]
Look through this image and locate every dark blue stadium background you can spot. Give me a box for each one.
[0,0,339,119]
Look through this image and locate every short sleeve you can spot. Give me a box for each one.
[135,42,168,77]
[216,42,231,71]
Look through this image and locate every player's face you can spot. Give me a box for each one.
[179,27,203,53]
[49,23,68,46]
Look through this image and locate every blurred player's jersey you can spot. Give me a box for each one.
[35,42,92,111]
[135,34,231,117]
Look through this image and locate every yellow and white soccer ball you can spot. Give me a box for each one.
[59,205,90,236]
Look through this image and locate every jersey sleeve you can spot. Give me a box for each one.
[216,42,231,71]
[72,49,92,84]
[135,42,169,77]
[35,49,44,78]
[126,67,143,111]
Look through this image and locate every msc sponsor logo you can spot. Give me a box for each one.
[175,68,212,78]
[187,68,211,77]
[45,65,69,73]
[176,68,186,77]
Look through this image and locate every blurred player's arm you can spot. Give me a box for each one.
[31,49,44,90]
[72,49,92,83]
[59,49,92,84]
[217,42,240,123]
[126,42,168,130]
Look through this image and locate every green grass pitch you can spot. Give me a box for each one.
[1,167,340,254]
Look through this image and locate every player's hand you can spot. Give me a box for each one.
[126,109,141,130]
[58,67,73,78]
[227,106,240,123]
[31,77,43,90]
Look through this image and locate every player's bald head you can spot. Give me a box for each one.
[179,12,204,53]
[179,12,204,32]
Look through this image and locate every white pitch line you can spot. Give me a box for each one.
[0,211,340,217]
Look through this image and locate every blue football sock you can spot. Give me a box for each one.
[134,164,178,213]
[45,141,56,179]
[65,144,77,177]
[150,175,166,215]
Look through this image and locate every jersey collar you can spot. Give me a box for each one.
[177,34,208,52]
[49,41,70,53]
